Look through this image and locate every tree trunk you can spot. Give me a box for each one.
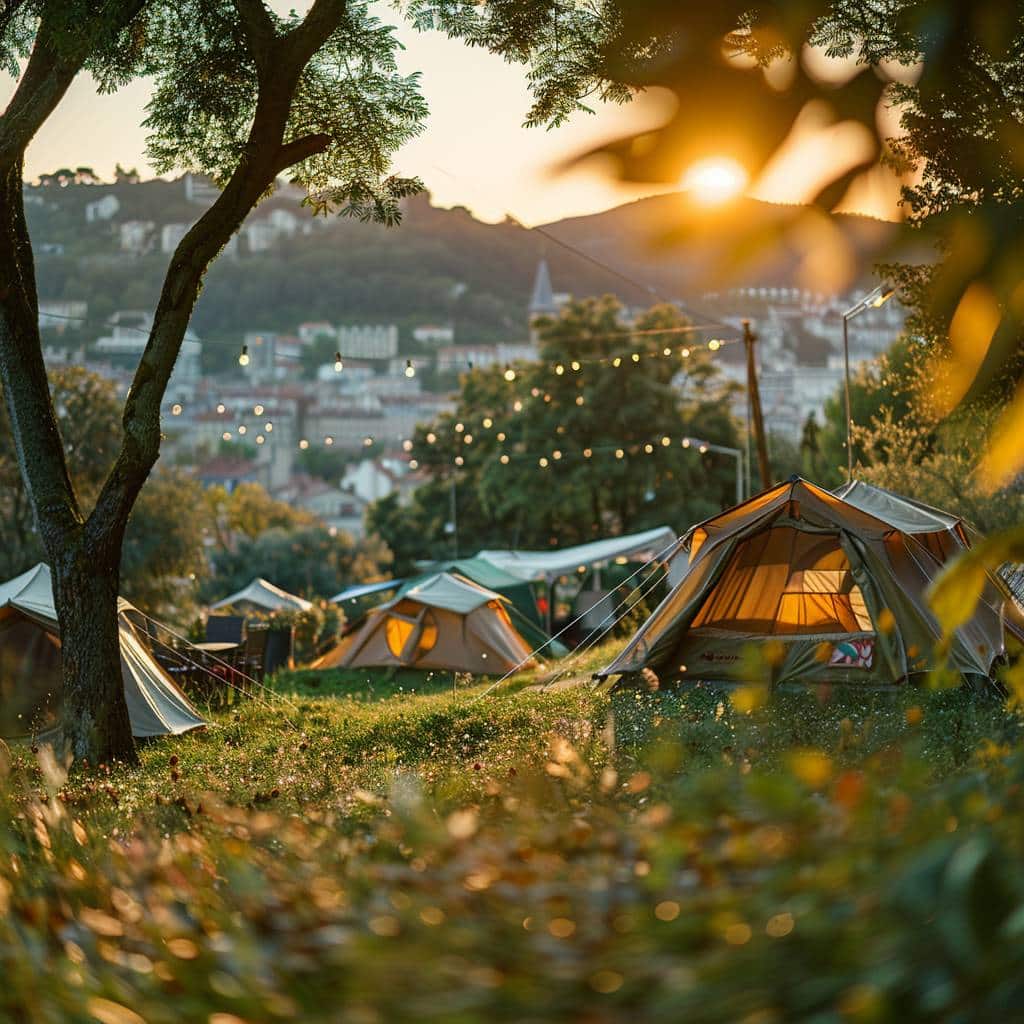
[51,543,137,767]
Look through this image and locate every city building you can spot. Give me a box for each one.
[84,193,120,223]
[120,220,155,254]
[336,324,399,360]
[160,223,189,254]
[413,324,455,345]
[38,300,87,334]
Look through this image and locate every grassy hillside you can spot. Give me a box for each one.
[4,644,1024,1021]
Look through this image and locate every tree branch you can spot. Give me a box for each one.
[275,131,332,172]
[231,0,276,73]
[283,0,347,68]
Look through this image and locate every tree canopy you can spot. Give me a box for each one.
[369,298,742,573]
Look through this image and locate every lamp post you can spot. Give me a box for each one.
[686,437,745,506]
[841,283,895,481]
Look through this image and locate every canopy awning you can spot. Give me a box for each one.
[476,526,678,582]
[329,578,404,605]
[210,577,312,613]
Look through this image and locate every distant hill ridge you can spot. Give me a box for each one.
[27,177,911,348]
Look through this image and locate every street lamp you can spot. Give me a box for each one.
[842,283,896,481]
[686,437,746,506]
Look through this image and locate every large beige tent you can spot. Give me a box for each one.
[314,572,536,675]
[0,564,205,741]
[597,478,1024,688]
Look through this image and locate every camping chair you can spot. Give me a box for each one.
[205,614,246,644]
[243,625,270,682]
[263,626,294,677]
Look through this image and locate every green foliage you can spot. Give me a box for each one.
[369,298,742,563]
[4,655,1024,1020]
[141,0,426,222]
[202,523,390,604]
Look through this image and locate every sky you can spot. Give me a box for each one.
[2,6,906,227]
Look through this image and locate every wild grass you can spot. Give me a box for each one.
[3,646,1024,1021]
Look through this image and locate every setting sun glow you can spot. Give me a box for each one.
[680,157,749,205]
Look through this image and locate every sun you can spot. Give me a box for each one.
[680,157,749,206]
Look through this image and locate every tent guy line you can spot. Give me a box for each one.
[474,533,683,700]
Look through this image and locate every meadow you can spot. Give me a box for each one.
[4,643,1024,1023]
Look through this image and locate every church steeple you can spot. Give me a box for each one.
[529,257,558,317]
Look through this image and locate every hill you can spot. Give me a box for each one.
[28,178,918,353]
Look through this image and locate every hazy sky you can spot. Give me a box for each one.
[4,15,674,226]
[3,5,905,226]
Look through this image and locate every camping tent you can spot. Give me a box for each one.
[597,478,1021,688]
[313,572,536,675]
[0,564,205,741]
[416,557,543,626]
[211,577,312,614]
[477,526,678,583]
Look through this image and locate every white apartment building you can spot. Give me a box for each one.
[336,324,398,360]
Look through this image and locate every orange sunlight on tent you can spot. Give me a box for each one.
[680,156,748,205]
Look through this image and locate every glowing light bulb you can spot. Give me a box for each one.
[334,352,344,372]
[171,403,182,416]
[612,356,622,368]
[254,404,264,416]
[463,434,473,444]
[555,364,565,375]
[409,459,419,469]
[615,448,625,459]
[216,403,226,414]
[631,353,640,363]
[238,344,249,366]
[455,455,464,466]
[265,422,273,432]
[256,435,265,445]
[238,425,247,435]
[699,444,709,454]
[402,439,413,452]
[222,431,232,441]
[583,448,592,458]
[663,347,672,356]
[299,439,309,450]
[324,436,334,446]
[405,359,415,378]
[497,432,506,442]
[553,450,562,460]
[482,417,493,429]
[571,360,581,371]
[426,432,437,444]
[363,436,373,447]
[513,400,523,412]
[681,348,690,358]
[500,454,510,465]
[661,436,671,446]
[708,339,721,351]
[575,395,585,406]
[539,457,549,468]
[644,443,654,454]
[503,364,516,382]
[682,438,691,448]
[455,422,464,433]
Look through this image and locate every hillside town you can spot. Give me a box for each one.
[33,172,905,537]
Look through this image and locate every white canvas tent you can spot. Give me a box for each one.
[210,577,313,614]
[0,564,205,741]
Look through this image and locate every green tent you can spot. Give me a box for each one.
[597,478,1024,689]
[410,557,566,656]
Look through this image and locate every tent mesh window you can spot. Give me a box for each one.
[384,601,439,663]
[691,526,873,636]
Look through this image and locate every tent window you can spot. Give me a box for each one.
[691,526,873,635]
[384,602,438,662]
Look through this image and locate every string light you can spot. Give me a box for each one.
[256,434,265,445]
[334,352,344,372]
[615,448,625,459]
[500,454,510,464]
[455,455,464,466]
[238,425,247,435]
[682,438,691,448]
[238,344,249,367]
[555,364,565,375]
[708,339,721,351]
[402,439,414,452]
[363,436,374,447]
[463,434,473,444]
[503,364,517,382]
[325,436,334,446]
[171,403,182,416]
[299,439,309,450]
[539,457,549,467]
[426,432,437,444]
[482,417,493,428]
[405,359,415,378]
[254,404,264,416]
[455,422,464,432]
[571,360,581,371]
[222,431,232,441]
[409,459,419,469]
[216,403,226,414]
[575,395,585,405]
[265,422,273,432]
